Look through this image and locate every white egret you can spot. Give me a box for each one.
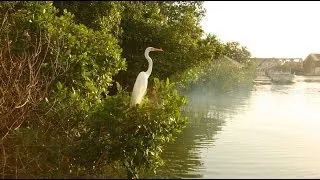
[130,47,163,107]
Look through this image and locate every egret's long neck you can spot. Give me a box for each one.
[145,50,153,77]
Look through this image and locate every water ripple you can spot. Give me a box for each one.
[155,76,320,178]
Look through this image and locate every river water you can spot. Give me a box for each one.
[154,76,320,178]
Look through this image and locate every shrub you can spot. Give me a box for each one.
[65,78,187,178]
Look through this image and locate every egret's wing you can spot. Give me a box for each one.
[130,72,148,106]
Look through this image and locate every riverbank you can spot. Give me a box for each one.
[0,2,257,179]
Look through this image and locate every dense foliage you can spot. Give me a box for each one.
[224,41,251,64]
[0,1,256,178]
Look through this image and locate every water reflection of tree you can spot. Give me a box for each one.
[150,86,252,178]
[270,84,295,95]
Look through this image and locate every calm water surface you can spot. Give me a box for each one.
[154,76,320,179]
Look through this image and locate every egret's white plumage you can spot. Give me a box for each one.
[130,47,163,107]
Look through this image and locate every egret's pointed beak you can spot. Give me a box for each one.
[154,48,164,52]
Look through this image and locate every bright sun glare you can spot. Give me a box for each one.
[201,1,320,59]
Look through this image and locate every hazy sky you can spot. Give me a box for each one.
[201,1,320,59]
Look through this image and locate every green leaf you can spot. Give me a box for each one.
[56,81,63,90]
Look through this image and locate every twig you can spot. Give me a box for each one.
[15,89,31,109]
[1,142,6,179]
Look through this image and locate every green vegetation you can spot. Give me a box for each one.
[172,34,257,92]
[0,1,257,178]
[174,57,257,93]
